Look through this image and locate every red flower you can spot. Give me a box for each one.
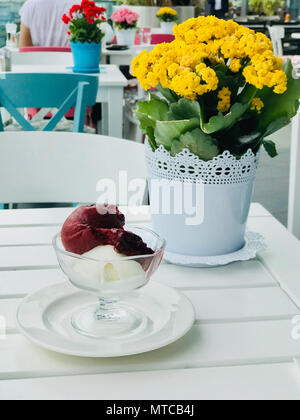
[84,7,101,22]
[62,1,106,26]
[69,4,82,18]
[62,14,71,24]
[95,6,106,14]
[81,0,94,7]
[87,6,105,17]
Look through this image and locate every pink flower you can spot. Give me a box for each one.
[111,8,139,25]
[126,12,139,25]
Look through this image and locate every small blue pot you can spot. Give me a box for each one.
[71,41,102,73]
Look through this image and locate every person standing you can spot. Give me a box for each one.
[207,0,229,19]
[19,0,75,47]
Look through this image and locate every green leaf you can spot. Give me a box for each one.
[237,84,258,104]
[213,63,228,74]
[156,84,179,103]
[135,93,169,122]
[134,112,157,151]
[262,140,278,158]
[170,128,219,161]
[168,98,201,120]
[264,116,290,138]
[236,131,262,145]
[134,93,170,150]
[170,140,184,156]
[258,60,300,134]
[214,64,244,99]
[200,102,250,134]
[154,118,199,150]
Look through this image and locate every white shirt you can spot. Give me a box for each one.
[215,0,222,10]
[19,0,74,46]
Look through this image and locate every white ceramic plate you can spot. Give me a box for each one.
[16,281,195,358]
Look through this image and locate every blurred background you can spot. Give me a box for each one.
[0,0,299,48]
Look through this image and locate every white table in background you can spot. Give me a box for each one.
[1,203,300,400]
[8,64,127,139]
[102,47,135,66]
[102,45,155,66]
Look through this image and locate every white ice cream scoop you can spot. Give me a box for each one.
[72,245,146,293]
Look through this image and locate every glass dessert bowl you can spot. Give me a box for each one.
[53,226,165,339]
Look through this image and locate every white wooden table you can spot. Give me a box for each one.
[7,65,128,138]
[102,47,135,66]
[1,203,300,400]
[102,45,155,66]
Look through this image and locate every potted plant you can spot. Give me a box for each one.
[111,8,139,46]
[248,0,283,17]
[62,0,106,73]
[132,16,300,260]
[156,7,178,33]
[113,1,160,28]
[112,1,195,29]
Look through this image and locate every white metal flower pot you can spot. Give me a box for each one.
[145,143,259,257]
[116,28,136,46]
[160,21,176,34]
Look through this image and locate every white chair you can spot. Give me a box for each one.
[0,131,147,206]
[268,26,284,56]
[288,108,300,237]
[11,51,73,66]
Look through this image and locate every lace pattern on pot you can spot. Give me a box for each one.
[145,143,259,185]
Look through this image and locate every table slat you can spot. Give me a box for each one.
[184,287,299,322]
[0,206,151,228]
[0,269,66,297]
[0,226,60,246]
[1,363,299,400]
[1,320,300,380]
[248,217,300,308]
[0,207,73,227]
[2,286,298,333]
[0,203,271,228]
[0,220,150,247]
[0,299,22,332]
[155,259,276,289]
[0,245,57,270]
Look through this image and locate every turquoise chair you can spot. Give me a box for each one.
[0,72,98,133]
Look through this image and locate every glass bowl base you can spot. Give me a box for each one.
[71,303,147,339]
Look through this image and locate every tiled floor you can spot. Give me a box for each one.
[253,125,291,226]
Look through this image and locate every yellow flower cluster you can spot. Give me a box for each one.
[217,87,231,112]
[157,7,177,16]
[131,16,287,101]
[251,97,264,113]
[243,50,286,93]
[131,42,219,99]
[229,58,242,73]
